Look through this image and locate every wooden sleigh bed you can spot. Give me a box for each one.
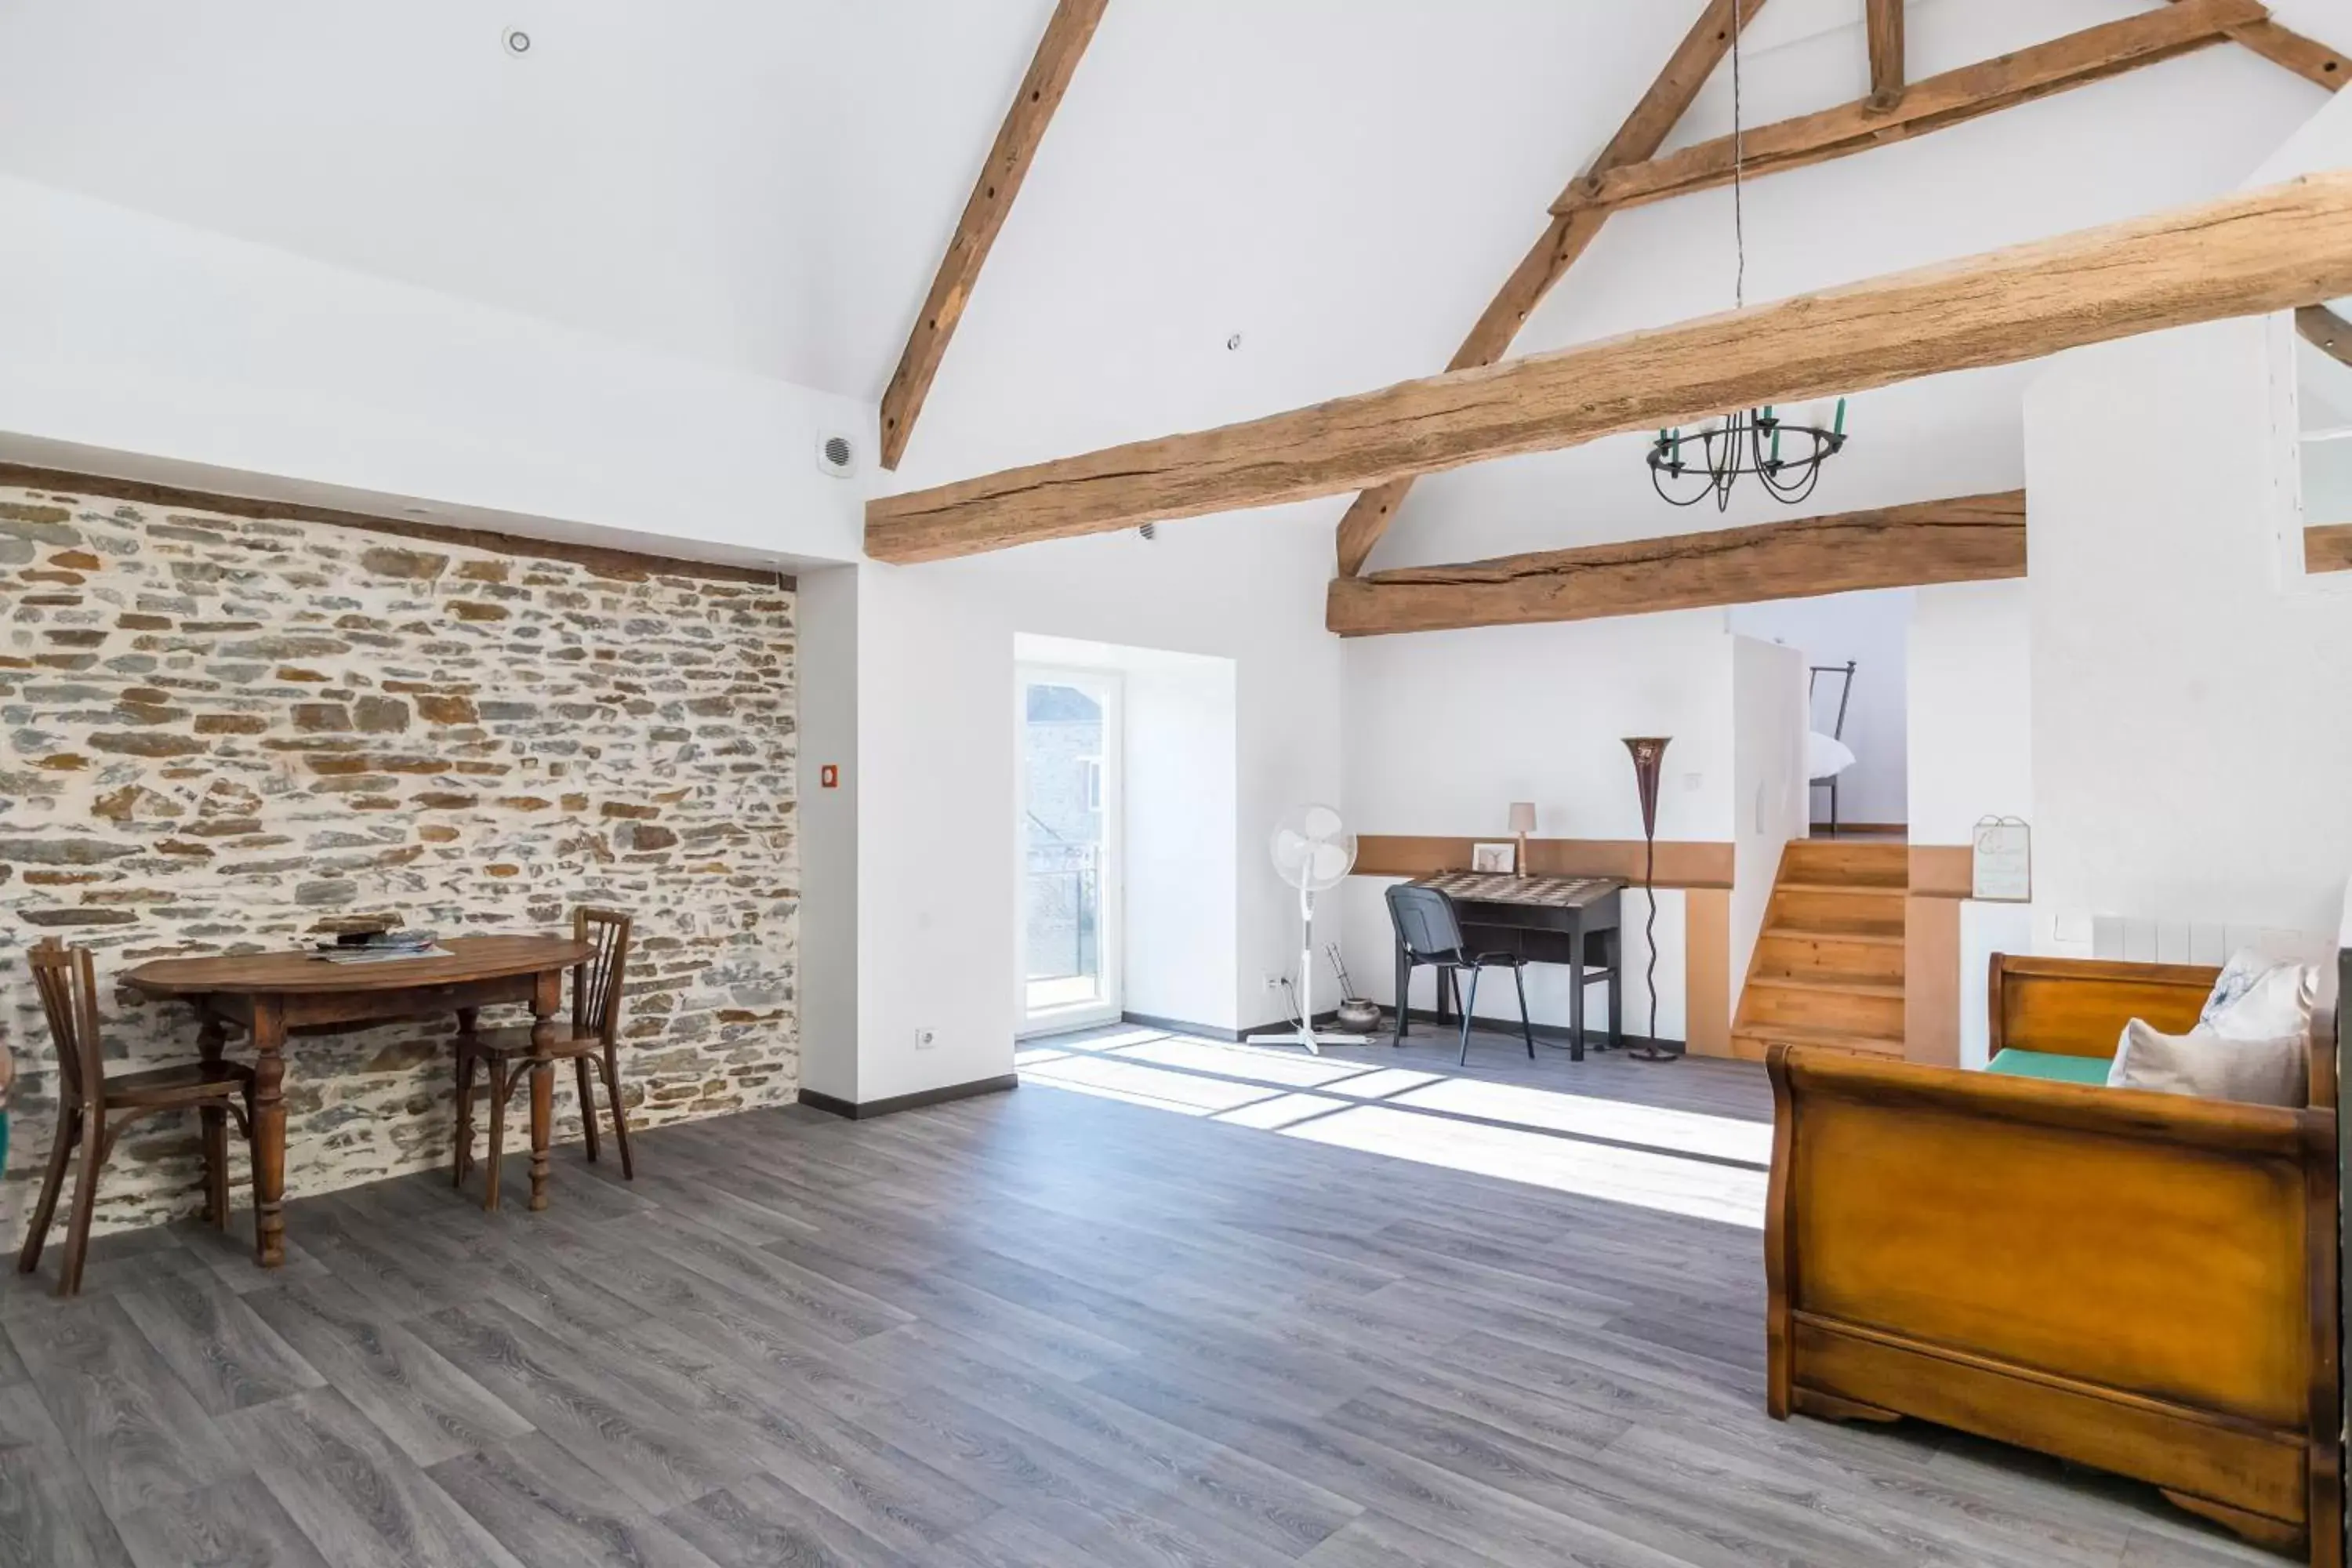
[1765,955,2341,1565]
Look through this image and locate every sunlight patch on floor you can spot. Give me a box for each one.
[1020,1044,1767,1228]
[1315,1065,1450,1100]
[1385,1076,1773,1166]
[1104,1036,1395,1089]
[1018,1053,1279,1115]
[1212,1091,1353,1131]
[1281,1103,1766,1229]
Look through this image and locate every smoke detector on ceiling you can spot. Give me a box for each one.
[815,432,858,480]
[502,26,532,56]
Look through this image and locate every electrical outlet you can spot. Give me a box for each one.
[913,1027,937,1051]
[1262,971,1281,993]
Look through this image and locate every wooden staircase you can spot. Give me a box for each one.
[1731,839,1908,1062]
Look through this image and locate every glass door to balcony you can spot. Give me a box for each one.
[1016,666,1121,1036]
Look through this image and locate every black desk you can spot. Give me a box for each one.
[1399,872,1624,1060]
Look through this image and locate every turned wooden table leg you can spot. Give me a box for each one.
[250,997,288,1267]
[452,1006,480,1189]
[196,1013,229,1230]
[528,969,557,1212]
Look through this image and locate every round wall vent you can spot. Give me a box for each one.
[816,432,858,479]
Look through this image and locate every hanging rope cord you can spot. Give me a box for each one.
[1731,1,1746,310]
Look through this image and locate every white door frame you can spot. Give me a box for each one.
[1015,665,1123,1037]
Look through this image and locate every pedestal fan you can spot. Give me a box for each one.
[1247,804,1367,1054]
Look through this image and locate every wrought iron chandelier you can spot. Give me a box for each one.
[1643,2,1850,512]
[1649,399,1846,510]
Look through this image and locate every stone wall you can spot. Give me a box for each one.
[0,478,798,1236]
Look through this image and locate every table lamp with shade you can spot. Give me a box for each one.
[1508,801,1537,878]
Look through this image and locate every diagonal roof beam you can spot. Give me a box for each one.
[863,172,2352,563]
[1553,0,2265,216]
[1866,0,1906,108]
[1332,0,1769,579]
[2167,0,2347,89]
[878,0,1108,472]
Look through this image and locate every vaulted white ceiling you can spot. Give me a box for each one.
[0,0,2345,568]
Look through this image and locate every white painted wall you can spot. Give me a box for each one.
[1731,637,1810,1005]
[1907,581,2034,847]
[2025,318,2352,965]
[1907,579,2035,1063]
[1728,590,1913,828]
[1123,661,1242,1033]
[843,509,1341,1102]
[1339,611,1738,1043]
[0,174,871,568]
[795,565,862,1102]
[1014,636,1242,1035]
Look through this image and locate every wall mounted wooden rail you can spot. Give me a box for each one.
[1352,835,1733,890]
[866,173,2352,563]
[1550,0,2263,216]
[1332,0,1769,578]
[1326,491,2024,637]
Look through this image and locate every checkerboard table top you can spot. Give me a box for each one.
[1410,872,1623,908]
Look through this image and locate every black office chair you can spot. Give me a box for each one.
[1385,884,1537,1065]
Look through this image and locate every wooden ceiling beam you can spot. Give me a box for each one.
[863,172,2352,564]
[1325,492,2024,637]
[2296,303,2352,370]
[877,0,1107,472]
[2166,0,2347,89]
[1334,0,1769,579]
[1553,0,2264,217]
[1865,0,1906,108]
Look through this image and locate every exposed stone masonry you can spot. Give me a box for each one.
[0,481,797,1236]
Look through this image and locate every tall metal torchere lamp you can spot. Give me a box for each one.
[1622,737,1677,1063]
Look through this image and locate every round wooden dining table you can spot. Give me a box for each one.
[122,934,593,1266]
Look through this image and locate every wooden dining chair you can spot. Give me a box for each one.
[452,907,633,1209]
[16,940,257,1296]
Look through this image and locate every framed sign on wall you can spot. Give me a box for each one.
[1972,816,2031,902]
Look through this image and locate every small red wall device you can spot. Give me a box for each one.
[819,764,839,789]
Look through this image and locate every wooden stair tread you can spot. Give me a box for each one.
[1746,975,1905,999]
[1735,839,1911,1065]
[1730,1022,1907,1053]
[1762,925,1904,947]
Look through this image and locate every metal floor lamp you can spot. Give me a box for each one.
[1622,736,1677,1063]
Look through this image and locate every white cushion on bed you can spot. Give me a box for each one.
[2198,949,2317,1042]
[2107,1018,2304,1106]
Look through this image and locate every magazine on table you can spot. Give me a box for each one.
[311,929,449,964]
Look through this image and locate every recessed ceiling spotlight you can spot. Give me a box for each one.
[502,27,532,57]
[1225,333,1243,351]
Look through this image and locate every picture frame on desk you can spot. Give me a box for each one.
[1471,842,1515,874]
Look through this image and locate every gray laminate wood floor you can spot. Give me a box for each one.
[0,1023,2281,1566]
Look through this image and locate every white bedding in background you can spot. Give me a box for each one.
[1806,730,1856,782]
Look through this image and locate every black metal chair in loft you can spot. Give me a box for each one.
[1808,659,1860,837]
[1385,883,1538,1065]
